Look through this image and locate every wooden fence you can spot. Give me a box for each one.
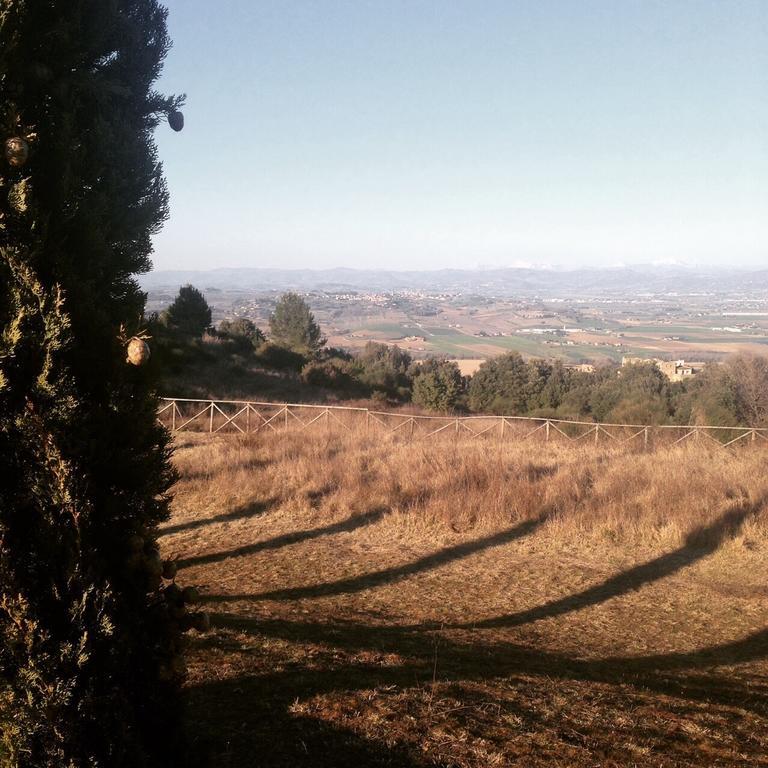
[157,398,768,451]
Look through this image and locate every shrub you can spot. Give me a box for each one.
[467,352,531,414]
[590,363,672,424]
[255,341,306,372]
[727,353,768,427]
[218,317,265,353]
[301,358,358,391]
[411,359,464,412]
[356,342,413,400]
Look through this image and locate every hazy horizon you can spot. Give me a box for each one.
[144,261,767,276]
[153,1,768,272]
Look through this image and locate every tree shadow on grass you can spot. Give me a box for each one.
[188,613,768,767]
[202,512,549,603]
[160,497,278,537]
[185,497,768,766]
[210,612,768,715]
[456,496,763,630]
[177,507,388,570]
[185,684,436,768]
[194,497,768,707]
[202,496,761,610]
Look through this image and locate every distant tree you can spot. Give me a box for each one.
[269,292,325,354]
[164,284,212,336]
[468,352,531,414]
[670,364,738,426]
[590,363,671,424]
[356,342,413,400]
[535,360,573,412]
[557,365,610,420]
[524,359,555,411]
[218,317,265,351]
[411,359,463,412]
[726,353,768,427]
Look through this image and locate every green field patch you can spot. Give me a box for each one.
[684,335,767,344]
[361,322,417,337]
[422,334,494,355]
[423,334,627,363]
[422,326,462,336]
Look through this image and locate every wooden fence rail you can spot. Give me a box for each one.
[157,398,768,451]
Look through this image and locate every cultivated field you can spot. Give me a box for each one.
[162,430,768,767]
[323,305,768,363]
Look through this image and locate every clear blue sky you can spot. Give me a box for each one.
[153,0,768,271]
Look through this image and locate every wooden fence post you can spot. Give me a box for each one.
[594,425,599,446]
[644,426,649,450]
[171,402,176,433]
[209,403,214,433]
[545,420,550,442]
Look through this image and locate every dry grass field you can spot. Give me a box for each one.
[161,429,768,767]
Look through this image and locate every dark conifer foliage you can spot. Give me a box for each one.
[0,3,189,766]
[165,284,212,337]
[269,291,325,355]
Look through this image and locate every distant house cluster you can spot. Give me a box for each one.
[621,356,707,382]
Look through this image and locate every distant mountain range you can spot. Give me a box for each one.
[139,265,768,297]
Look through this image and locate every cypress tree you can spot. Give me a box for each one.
[0,3,192,766]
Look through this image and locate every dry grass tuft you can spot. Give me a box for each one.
[170,429,768,545]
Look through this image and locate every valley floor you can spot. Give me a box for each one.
[162,433,768,767]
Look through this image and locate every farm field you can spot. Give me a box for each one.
[162,430,768,767]
[322,305,768,364]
